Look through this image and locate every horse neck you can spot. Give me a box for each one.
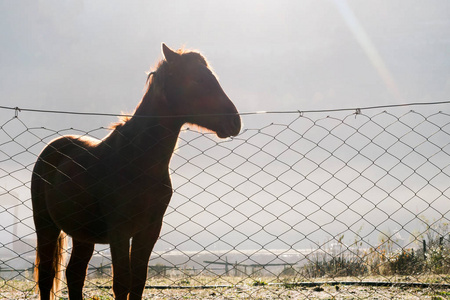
[110,93,183,169]
[134,88,184,136]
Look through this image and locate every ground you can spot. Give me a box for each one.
[2,275,450,299]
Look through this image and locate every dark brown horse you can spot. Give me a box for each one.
[31,44,241,300]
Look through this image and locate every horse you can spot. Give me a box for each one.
[31,43,241,300]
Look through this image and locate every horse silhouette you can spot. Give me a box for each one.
[31,43,241,300]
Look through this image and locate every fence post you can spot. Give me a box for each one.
[422,240,427,259]
[225,257,229,276]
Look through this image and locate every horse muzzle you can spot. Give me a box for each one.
[217,113,241,138]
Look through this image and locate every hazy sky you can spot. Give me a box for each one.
[1,0,450,122]
[1,1,450,256]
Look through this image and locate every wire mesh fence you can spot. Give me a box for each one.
[0,103,450,299]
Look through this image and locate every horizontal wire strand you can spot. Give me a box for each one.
[1,100,450,119]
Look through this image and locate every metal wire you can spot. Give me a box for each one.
[1,99,450,118]
[0,104,449,299]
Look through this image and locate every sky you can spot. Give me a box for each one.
[1,0,450,256]
[1,0,450,121]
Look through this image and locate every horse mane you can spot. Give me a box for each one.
[109,115,132,130]
[109,47,209,130]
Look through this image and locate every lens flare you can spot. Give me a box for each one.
[333,0,403,102]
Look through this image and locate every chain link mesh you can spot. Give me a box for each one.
[0,106,449,299]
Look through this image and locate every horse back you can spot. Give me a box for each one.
[33,135,102,188]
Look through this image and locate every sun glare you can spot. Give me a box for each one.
[333,0,403,102]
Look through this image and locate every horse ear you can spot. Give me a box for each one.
[162,43,179,63]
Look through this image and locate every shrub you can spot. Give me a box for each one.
[386,248,422,275]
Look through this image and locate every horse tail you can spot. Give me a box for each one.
[52,231,68,299]
[34,231,68,300]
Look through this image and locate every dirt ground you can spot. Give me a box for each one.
[138,285,449,300]
[2,276,450,299]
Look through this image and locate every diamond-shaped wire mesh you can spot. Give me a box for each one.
[0,107,449,299]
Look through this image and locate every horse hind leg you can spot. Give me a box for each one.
[34,223,67,300]
[66,239,95,300]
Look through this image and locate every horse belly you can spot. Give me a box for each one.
[101,181,173,239]
[46,176,110,243]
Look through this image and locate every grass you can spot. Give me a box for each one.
[297,219,450,280]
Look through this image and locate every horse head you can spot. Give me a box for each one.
[159,44,241,138]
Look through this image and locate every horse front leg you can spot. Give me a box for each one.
[129,224,162,300]
[66,239,94,300]
[110,237,131,300]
